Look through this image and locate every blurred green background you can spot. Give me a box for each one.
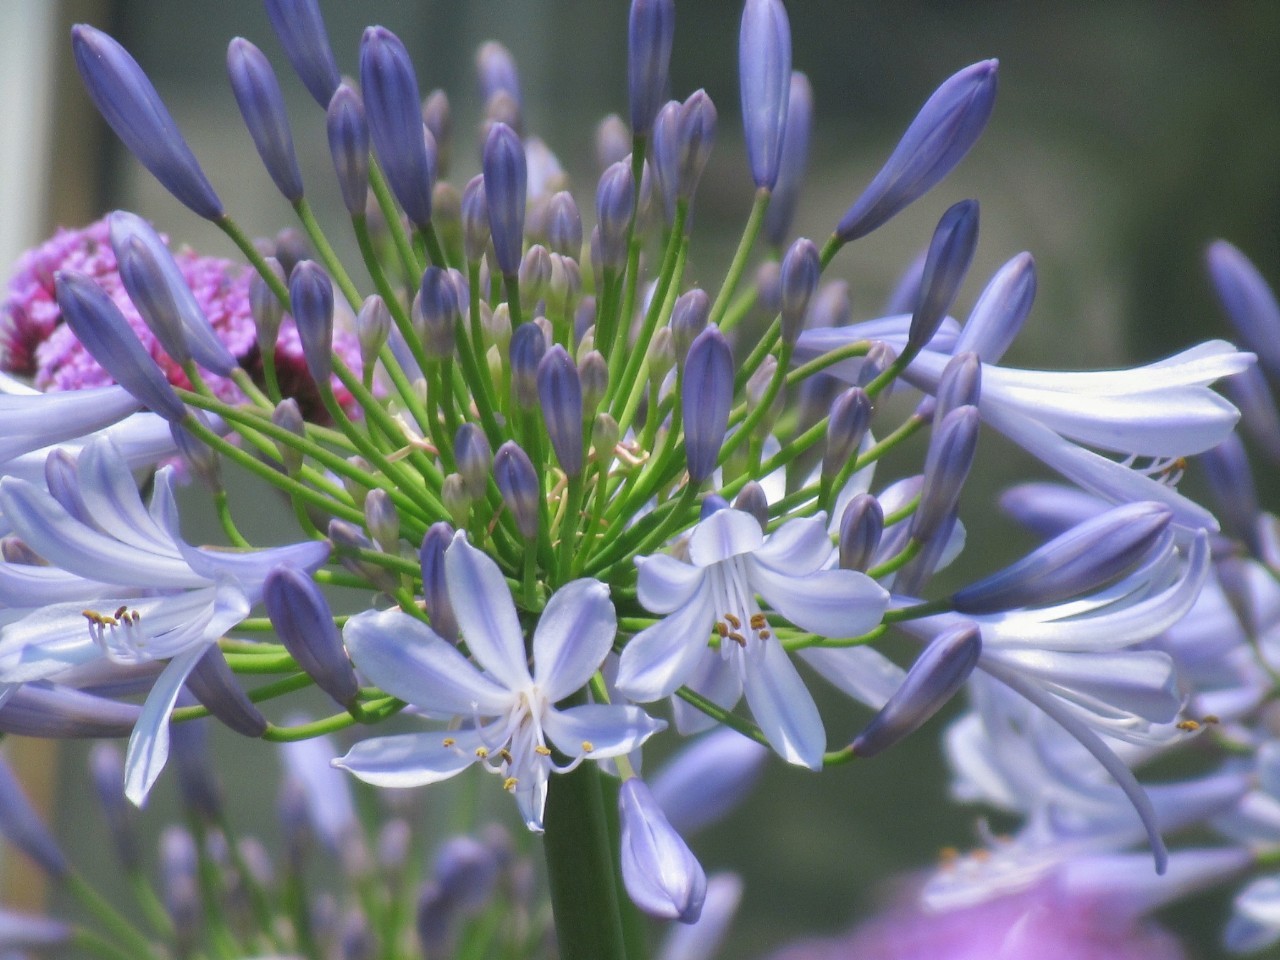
[9,1,1280,958]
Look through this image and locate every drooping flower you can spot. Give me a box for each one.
[0,436,330,804]
[617,507,889,769]
[335,532,664,831]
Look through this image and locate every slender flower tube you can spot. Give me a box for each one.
[54,271,187,423]
[763,72,813,246]
[327,83,371,217]
[108,211,238,376]
[836,59,998,242]
[483,122,528,277]
[619,777,707,922]
[335,533,664,830]
[227,37,304,202]
[629,0,676,138]
[72,24,223,220]
[360,26,436,228]
[265,566,360,708]
[738,0,791,189]
[682,326,734,485]
[289,260,335,385]
[264,0,341,109]
[618,509,889,768]
[952,501,1174,614]
[909,200,980,354]
[538,345,585,477]
[850,623,981,757]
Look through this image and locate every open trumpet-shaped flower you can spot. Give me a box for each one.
[335,532,664,832]
[616,508,889,769]
[0,436,329,804]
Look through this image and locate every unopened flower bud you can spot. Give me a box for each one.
[442,473,472,529]
[186,645,269,738]
[539,345,585,476]
[620,778,707,923]
[733,482,770,530]
[738,0,791,190]
[0,755,68,877]
[251,256,287,351]
[264,0,340,109]
[275,228,310,277]
[328,519,399,594]
[494,441,540,539]
[327,83,370,217]
[579,350,609,413]
[911,405,979,544]
[519,244,552,310]
[779,237,820,346]
[953,251,1036,362]
[477,41,521,115]
[360,26,435,227]
[418,266,459,359]
[823,387,872,482]
[356,295,392,368]
[745,355,781,434]
[454,423,493,500]
[671,288,710,362]
[838,493,884,572]
[227,37,304,201]
[265,566,360,708]
[509,322,546,407]
[419,522,458,642]
[755,261,782,315]
[908,199,979,354]
[596,161,636,272]
[160,826,200,942]
[933,351,982,421]
[422,89,452,175]
[683,326,733,484]
[271,398,306,475]
[483,122,527,276]
[461,175,491,263]
[592,413,620,460]
[629,0,676,138]
[851,623,981,757]
[289,260,336,385]
[363,489,400,552]
[648,326,676,384]
[763,72,813,246]
[90,744,139,871]
[596,114,631,173]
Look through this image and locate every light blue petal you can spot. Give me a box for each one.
[748,562,888,639]
[533,578,617,702]
[0,563,116,606]
[671,646,742,735]
[0,621,100,683]
[543,703,665,759]
[444,533,531,689]
[636,554,708,615]
[76,438,174,553]
[344,608,512,715]
[687,510,763,568]
[742,638,824,769]
[751,514,834,575]
[0,386,140,462]
[992,648,1180,724]
[123,644,206,806]
[797,644,906,710]
[334,727,494,788]
[616,586,715,702]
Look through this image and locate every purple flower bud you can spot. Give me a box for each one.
[454,423,493,501]
[419,522,458,642]
[90,743,139,871]
[883,248,929,315]
[0,683,141,738]
[264,0,340,109]
[1224,364,1280,463]
[186,644,268,737]
[763,72,813,246]
[738,0,791,190]
[435,835,502,913]
[629,0,676,137]
[227,37,304,201]
[72,25,223,220]
[952,501,1174,614]
[326,83,370,217]
[356,295,391,369]
[1207,239,1280,376]
[675,90,718,206]
[422,90,452,170]
[682,326,733,484]
[418,266,459,359]
[546,191,584,258]
[651,101,682,225]
[416,882,454,954]
[170,714,223,820]
[460,174,491,264]
[837,59,998,242]
[265,566,360,707]
[670,288,710,361]
[933,351,982,421]
[596,114,632,172]
[0,755,67,877]
[779,237,820,346]
[755,260,782,316]
[619,778,707,923]
[908,199,979,354]
[538,345,585,476]
[160,826,200,940]
[360,26,436,228]
[574,296,598,347]
[823,387,872,482]
[579,350,609,413]
[838,493,884,572]
[251,256,287,351]
[733,481,770,530]
[494,441,541,540]
[364,488,400,552]
[109,211,237,375]
[483,122,527,276]
[700,494,731,520]
[280,725,358,855]
[54,271,186,422]
[596,160,636,272]
[271,398,306,475]
[649,326,677,384]
[275,227,311,276]
[858,341,898,393]
[519,244,552,310]
[650,728,769,836]
[911,405,979,544]
[340,909,374,960]
[329,519,400,594]
[476,41,522,114]
[289,259,335,385]
[851,623,981,757]
[953,252,1036,363]
[509,322,546,408]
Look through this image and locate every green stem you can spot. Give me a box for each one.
[707,187,770,327]
[64,871,161,960]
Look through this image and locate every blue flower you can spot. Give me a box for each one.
[334,532,664,831]
[616,508,888,769]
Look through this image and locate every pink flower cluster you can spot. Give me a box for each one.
[1,217,361,415]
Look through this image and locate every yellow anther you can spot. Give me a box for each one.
[759,629,772,639]
[475,746,490,758]
[749,613,767,630]
[728,631,747,646]
[1177,720,1200,732]
[581,740,594,753]
[499,748,513,764]
[938,846,959,865]
[715,622,729,638]
[113,605,129,620]
[724,612,741,629]
[1203,714,1220,724]
[441,737,456,748]
[534,745,552,756]
[503,777,518,791]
